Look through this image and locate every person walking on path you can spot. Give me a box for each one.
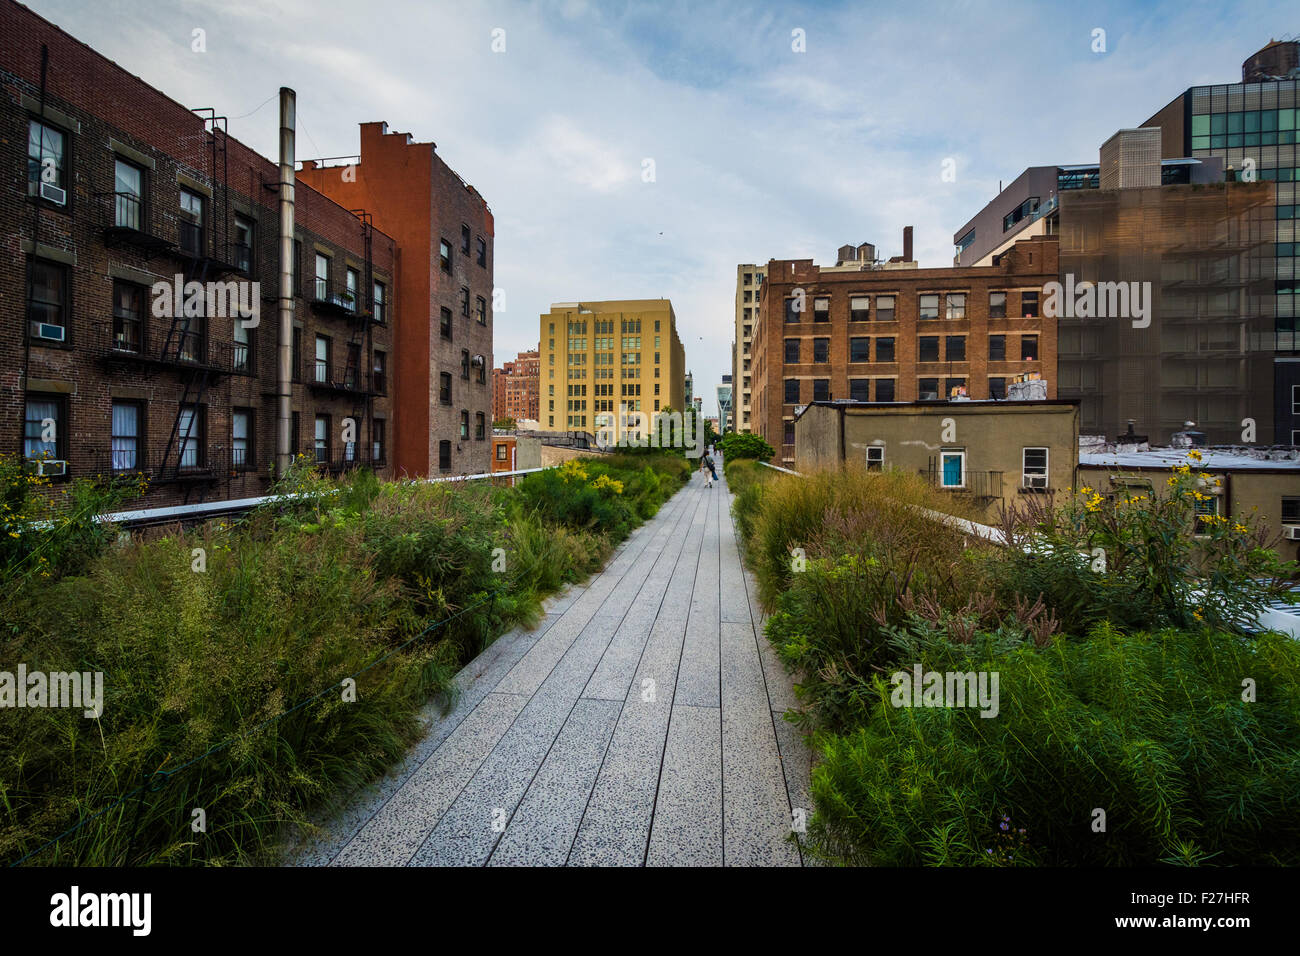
[701,451,719,488]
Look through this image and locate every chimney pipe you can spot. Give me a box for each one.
[276,88,296,477]
[903,225,913,262]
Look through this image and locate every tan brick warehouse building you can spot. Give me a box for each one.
[2,1,397,507]
[752,235,1059,463]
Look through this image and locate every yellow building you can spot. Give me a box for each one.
[539,300,686,436]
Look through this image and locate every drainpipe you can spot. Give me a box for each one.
[276,88,296,475]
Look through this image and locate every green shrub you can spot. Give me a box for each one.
[807,623,1300,866]
[717,432,774,463]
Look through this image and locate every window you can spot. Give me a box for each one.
[314,253,330,300]
[230,215,254,275]
[989,377,1007,400]
[461,224,471,255]
[440,372,452,405]
[1002,197,1039,231]
[24,396,63,460]
[292,411,301,455]
[866,445,884,470]
[850,378,870,402]
[373,351,387,393]
[813,297,829,322]
[441,307,453,340]
[314,415,329,464]
[475,355,486,384]
[1021,334,1039,361]
[784,379,800,404]
[946,335,966,362]
[784,297,801,323]
[180,188,205,257]
[178,404,204,469]
[460,287,470,317]
[918,336,939,362]
[476,296,487,325]
[345,343,361,389]
[475,412,486,440]
[876,295,895,322]
[111,401,141,471]
[438,439,452,470]
[1194,494,1221,535]
[440,239,452,273]
[955,229,975,259]
[496,443,508,462]
[919,294,939,320]
[918,378,940,400]
[291,239,301,292]
[373,280,386,323]
[945,293,966,320]
[783,421,795,445]
[345,268,360,311]
[989,334,1006,361]
[875,379,895,402]
[850,296,870,322]
[1022,447,1048,489]
[460,410,470,440]
[813,379,830,401]
[114,158,143,229]
[232,409,253,470]
[945,378,966,397]
[29,119,69,199]
[476,237,487,267]
[1281,496,1300,523]
[939,450,965,488]
[459,349,470,380]
[813,338,829,363]
[291,328,302,381]
[876,337,895,362]
[112,280,143,352]
[315,335,330,382]
[784,338,801,363]
[850,337,870,362]
[989,291,1006,319]
[1021,290,1040,318]
[372,419,386,464]
[29,259,67,336]
[233,319,251,372]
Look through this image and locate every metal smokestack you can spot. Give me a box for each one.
[276,87,296,476]
[903,225,913,262]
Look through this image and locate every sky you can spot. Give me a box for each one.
[28,0,1298,421]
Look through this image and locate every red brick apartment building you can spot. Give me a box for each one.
[752,234,1058,463]
[299,124,495,477]
[2,0,397,507]
[492,348,539,422]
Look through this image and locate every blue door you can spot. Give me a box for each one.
[941,452,962,487]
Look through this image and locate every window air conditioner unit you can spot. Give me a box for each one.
[1284,525,1300,541]
[32,459,67,477]
[30,321,66,342]
[39,182,67,205]
[1024,474,1049,489]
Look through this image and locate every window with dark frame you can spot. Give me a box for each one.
[918,378,939,400]
[813,338,829,363]
[946,335,966,362]
[783,421,795,445]
[876,295,895,322]
[460,287,470,317]
[178,404,204,469]
[179,188,205,257]
[813,297,829,322]
[850,337,870,362]
[784,378,800,404]
[813,379,830,401]
[989,334,1006,361]
[28,259,67,335]
[440,239,452,272]
[784,338,800,363]
[114,158,143,230]
[461,224,471,255]
[989,377,1007,399]
[875,379,895,402]
[441,306,453,339]
[475,412,485,440]
[989,291,1007,319]
[476,237,487,267]
[1021,290,1040,318]
[876,337,895,362]
[111,401,141,471]
[850,296,870,322]
[461,349,470,379]
[439,439,452,470]
[476,295,487,324]
[460,410,470,440]
[784,297,800,323]
[1022,334,1039,361]
[234,215,254,274]
[373,351,387,394]
[440,371,452,405]
[918,336,940,362]
[850,378,870,402]
[372,419,386,464]
[112,280,143,352]
[27,118,67,197]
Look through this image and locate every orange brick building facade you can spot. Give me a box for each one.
[752,236,1059,464]
[492,348,538,423]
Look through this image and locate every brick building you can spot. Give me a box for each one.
[298,123,494,477]
[3,0,395,508]
[752,234,1058,465]
[492,348,538,423]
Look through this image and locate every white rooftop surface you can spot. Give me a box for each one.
[1081,448,1300,471]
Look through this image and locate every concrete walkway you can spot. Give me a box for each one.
[288,459,812,867]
